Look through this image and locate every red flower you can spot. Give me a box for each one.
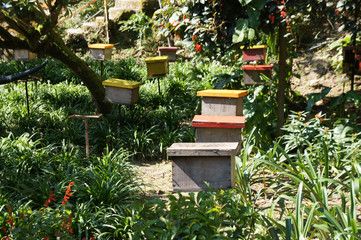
[269,15,275,24]
[192,35,197,41]
[2,226,7,233]
[43,236,49,240]
[335,9,340,15]
[183,14,186,20]
[195,43,202,52]
[44,190,56,207]
[62,181,74,205]
[281,10,286,18]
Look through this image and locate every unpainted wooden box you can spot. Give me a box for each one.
[242,65,273,85]
[342,46,361,75]
[241,45,267,61]
[102,78,142,105]
[158,47,178,62]
[192,115,245,143]
[145,56,169,76]
[167,142,240,191]
[197,89,247,116]
[195,128,242,143]
[14,49,37,61]
[88,43,114,61]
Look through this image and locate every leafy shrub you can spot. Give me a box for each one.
[132,190,262,239]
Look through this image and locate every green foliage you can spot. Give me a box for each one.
[133,190,261,239]
[244,85,278,148]
[119,13,153,48]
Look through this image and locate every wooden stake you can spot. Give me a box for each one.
[69,114,102,157]
[104,0,110,44]
[25,79,30,116]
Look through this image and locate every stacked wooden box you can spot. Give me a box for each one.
[167,89,247,192]
[241,45,273,85]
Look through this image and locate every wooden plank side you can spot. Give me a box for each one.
[196,128,242,144]
[172,156,233,191]
[201,97,243,116]
[167,142,240,156]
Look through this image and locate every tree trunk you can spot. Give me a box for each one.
[276,24,287,137]
[45,30,112,114]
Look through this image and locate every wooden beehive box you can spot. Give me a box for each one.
[145,56,169,76]
[342,46,361,75]
[192,115,245,143]
[88,43,114,60]
[241,45,267,61]
[242,65,273,85]
[102,78,142,105]
[158,47,178,62]
[167,142,240,192]
[197,89,247,116]
[14,49,37,61]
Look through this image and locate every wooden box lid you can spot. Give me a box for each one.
[197,89,247,98]
[102,79,142,89]
[240,45,267,50]
[158,47,179,51]
[192,115,246,128]
[242,65,274,71]
[167,142,240,156]
[145,56,169,63]
[88,43,114,49]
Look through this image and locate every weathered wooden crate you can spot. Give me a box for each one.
[14,49,36,61]
[192,115,245,143]
[241,45,267,61]
[342,46,361,75]
[145,56,169,76]
[167,142,240,191]
[102,78,142,105]
[197,89,247,116]
[88,43,114,60]
[242,65,273,85]
[158,47,178,62]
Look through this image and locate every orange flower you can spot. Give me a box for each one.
[281,10,286,18]
[62,181,74,205]
[183,14,186,20]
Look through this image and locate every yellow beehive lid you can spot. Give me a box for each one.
[240,45,267,49]
[197,89,248,98]
[88,43,114,49]
[145,56,169,63]
[102,79,142,89]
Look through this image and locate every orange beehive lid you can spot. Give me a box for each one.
[197,89,247,98]
[192,115,246,128]
[242,65,274,71]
